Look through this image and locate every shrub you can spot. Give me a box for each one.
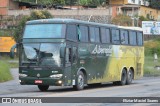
[13,10,53,42]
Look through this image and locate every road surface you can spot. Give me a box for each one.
[0,68,160,106]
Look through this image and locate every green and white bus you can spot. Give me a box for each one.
[11,19,144,91]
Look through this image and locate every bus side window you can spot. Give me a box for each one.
[120,30,129,45]
[77,25,81,41]
[78,25,89,42]
[137,32,143,46]
[66,48,72,64]
[101,28,110,43]
[129,31,137,46]
[67,25,77,41]
[89,27,100,43]
[112,29,120,44]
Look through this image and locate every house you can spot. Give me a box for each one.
[110,0,149,6]
[111,0,142,18]
[111,0,160,21]
[0,0,39,15]
[140,6,160,21]
[0,0,21,15]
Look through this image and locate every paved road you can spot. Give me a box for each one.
[0,68,160,106]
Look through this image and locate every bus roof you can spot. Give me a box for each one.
[26,18,117,28]
[118,26,143,31]
[26,18,142,32]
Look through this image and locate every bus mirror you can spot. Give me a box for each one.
[60,47,65,58]
[10,44,17,59]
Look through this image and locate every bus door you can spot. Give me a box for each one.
[71,46,78,85]
[64,44,78,86]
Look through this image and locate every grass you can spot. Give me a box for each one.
[0,60,13,82]
[144,55,160,77]
[0,55,18,82]
[0,55,19,68]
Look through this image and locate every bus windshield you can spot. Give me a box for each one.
[23,24,66,38]
[22,43,62,67]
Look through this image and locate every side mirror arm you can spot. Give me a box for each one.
[10,44,17,59]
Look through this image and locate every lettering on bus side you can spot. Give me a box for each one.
[92,45,112,56]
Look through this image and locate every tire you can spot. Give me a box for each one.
[126,69,133,85]
[38,85,49,91]
[73,71,85,90]
[113,81,119,85]
[118,69,127,85]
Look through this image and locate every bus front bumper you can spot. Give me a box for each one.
[19,77,63,86]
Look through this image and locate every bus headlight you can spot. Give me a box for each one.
[50,74,63,79]
[19,73,28,77]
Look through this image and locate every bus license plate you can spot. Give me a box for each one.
[35,80,42,84]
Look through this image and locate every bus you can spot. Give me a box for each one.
[10,19,144,91]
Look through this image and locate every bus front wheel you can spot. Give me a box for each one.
[38,85,49,91]
[126,69,133,85]
[73,71,85,90]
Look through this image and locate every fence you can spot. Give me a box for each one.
[0,15,23,36]
[144,35,160,41]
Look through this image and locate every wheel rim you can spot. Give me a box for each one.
[78,74,84,87]
[128,71,133,82]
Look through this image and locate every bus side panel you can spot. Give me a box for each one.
[87,44,112,84]
[88,45,144,83]
[102,45,144,82]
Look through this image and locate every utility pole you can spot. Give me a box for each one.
[108,0,111,16]
[107,0,111,24]
[70,0,72,9]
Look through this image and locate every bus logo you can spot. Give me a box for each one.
[92,45,112,56]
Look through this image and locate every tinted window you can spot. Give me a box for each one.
[120,30,129,45]
[24,24,66,38]
[78,25,89,42]
[129,31,137,45]
[137,32,143,46]
[101,28,110,43]
[67,25,77,41]
[89,27,100,43]
[112,29,120,44]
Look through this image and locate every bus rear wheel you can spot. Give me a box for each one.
[118,69,127,85]
[38,85,49,91]
[126,69,133,85]
[73,71,85,90]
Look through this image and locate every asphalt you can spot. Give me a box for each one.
[0,68,160,106]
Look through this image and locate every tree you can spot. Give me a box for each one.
[112,14,132,26]
[138,16,150,27]
[18,0,65,6]
[146,0,160,9]
[79,0,92,5]
[13,10,53,42]
[79,0,101,6]
[150,1,160,9]
[37,0,65,5]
